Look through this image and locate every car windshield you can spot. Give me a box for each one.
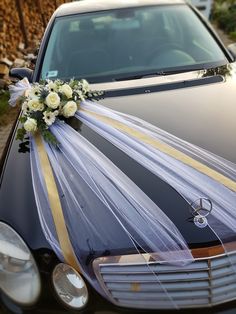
[41,4,228,83]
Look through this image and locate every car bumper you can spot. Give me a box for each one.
[2,246,236,314]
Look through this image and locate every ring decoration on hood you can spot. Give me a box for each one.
[77,100,236,286]
[9,78,236,309]
[76,100,236,255]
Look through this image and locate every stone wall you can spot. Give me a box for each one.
[0,0,70,61]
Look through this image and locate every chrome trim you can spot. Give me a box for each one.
[93,250,236,309]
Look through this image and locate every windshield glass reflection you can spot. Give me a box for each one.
[41,4,228,83]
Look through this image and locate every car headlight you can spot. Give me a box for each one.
[0,222,41,305]
[52,263,89,309]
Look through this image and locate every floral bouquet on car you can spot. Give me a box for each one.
[15,79,103,145]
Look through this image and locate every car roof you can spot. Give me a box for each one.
[56,0,186,17]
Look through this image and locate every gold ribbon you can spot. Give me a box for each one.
[34,132,81,272]
[33,108,236,269]
[83,110,236,192]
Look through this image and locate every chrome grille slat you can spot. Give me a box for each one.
[211,254,236,268]
[111,289,209,300]
[213,283,236,296]
[93,250,236,309]
[106,280,209,291]
[212,292,236,304]
[102,271,209,282]
[120,298,210,308]
[212,275,236,287]
[100,261,209,273]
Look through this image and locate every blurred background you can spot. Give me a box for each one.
[0,0,71,73]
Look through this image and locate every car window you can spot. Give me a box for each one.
[41,4,227,83]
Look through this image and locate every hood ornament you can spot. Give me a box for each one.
[190,198,213,228]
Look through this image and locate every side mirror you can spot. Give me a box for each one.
[9,68,33,82]
[228,43,236,60]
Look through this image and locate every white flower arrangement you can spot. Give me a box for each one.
[17,79,103,145]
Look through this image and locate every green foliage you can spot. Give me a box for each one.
[41,129,59,146]
[16,123,59,146]
[0,90,10,116]
[230,31,236,40]
[19,116,27,123]
[212,1,236,35]
[0,90,20,127]
[16,128,27,141]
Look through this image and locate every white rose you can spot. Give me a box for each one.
[62,101,77,118]
[24,118,37,132]
[60,84,73,99]
[28,99,44,112]
[46,92,60,109]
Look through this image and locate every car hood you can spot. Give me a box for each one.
[0,64,236,258]
[97,64,236,164]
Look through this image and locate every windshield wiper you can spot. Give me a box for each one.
[114,67,205,81]
[115,71,165,81]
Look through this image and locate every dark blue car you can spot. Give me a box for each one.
[1,0,236,313]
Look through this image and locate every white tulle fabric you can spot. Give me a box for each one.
[31,121,193,263]
[8,78,31,107]
[77,101,236,253]
[9,79,236,307]
[31,121,195,309]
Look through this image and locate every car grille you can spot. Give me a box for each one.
[93,250,236,309]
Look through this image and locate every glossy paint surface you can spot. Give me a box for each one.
[1,64,236,252]
[1,0,236,311]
